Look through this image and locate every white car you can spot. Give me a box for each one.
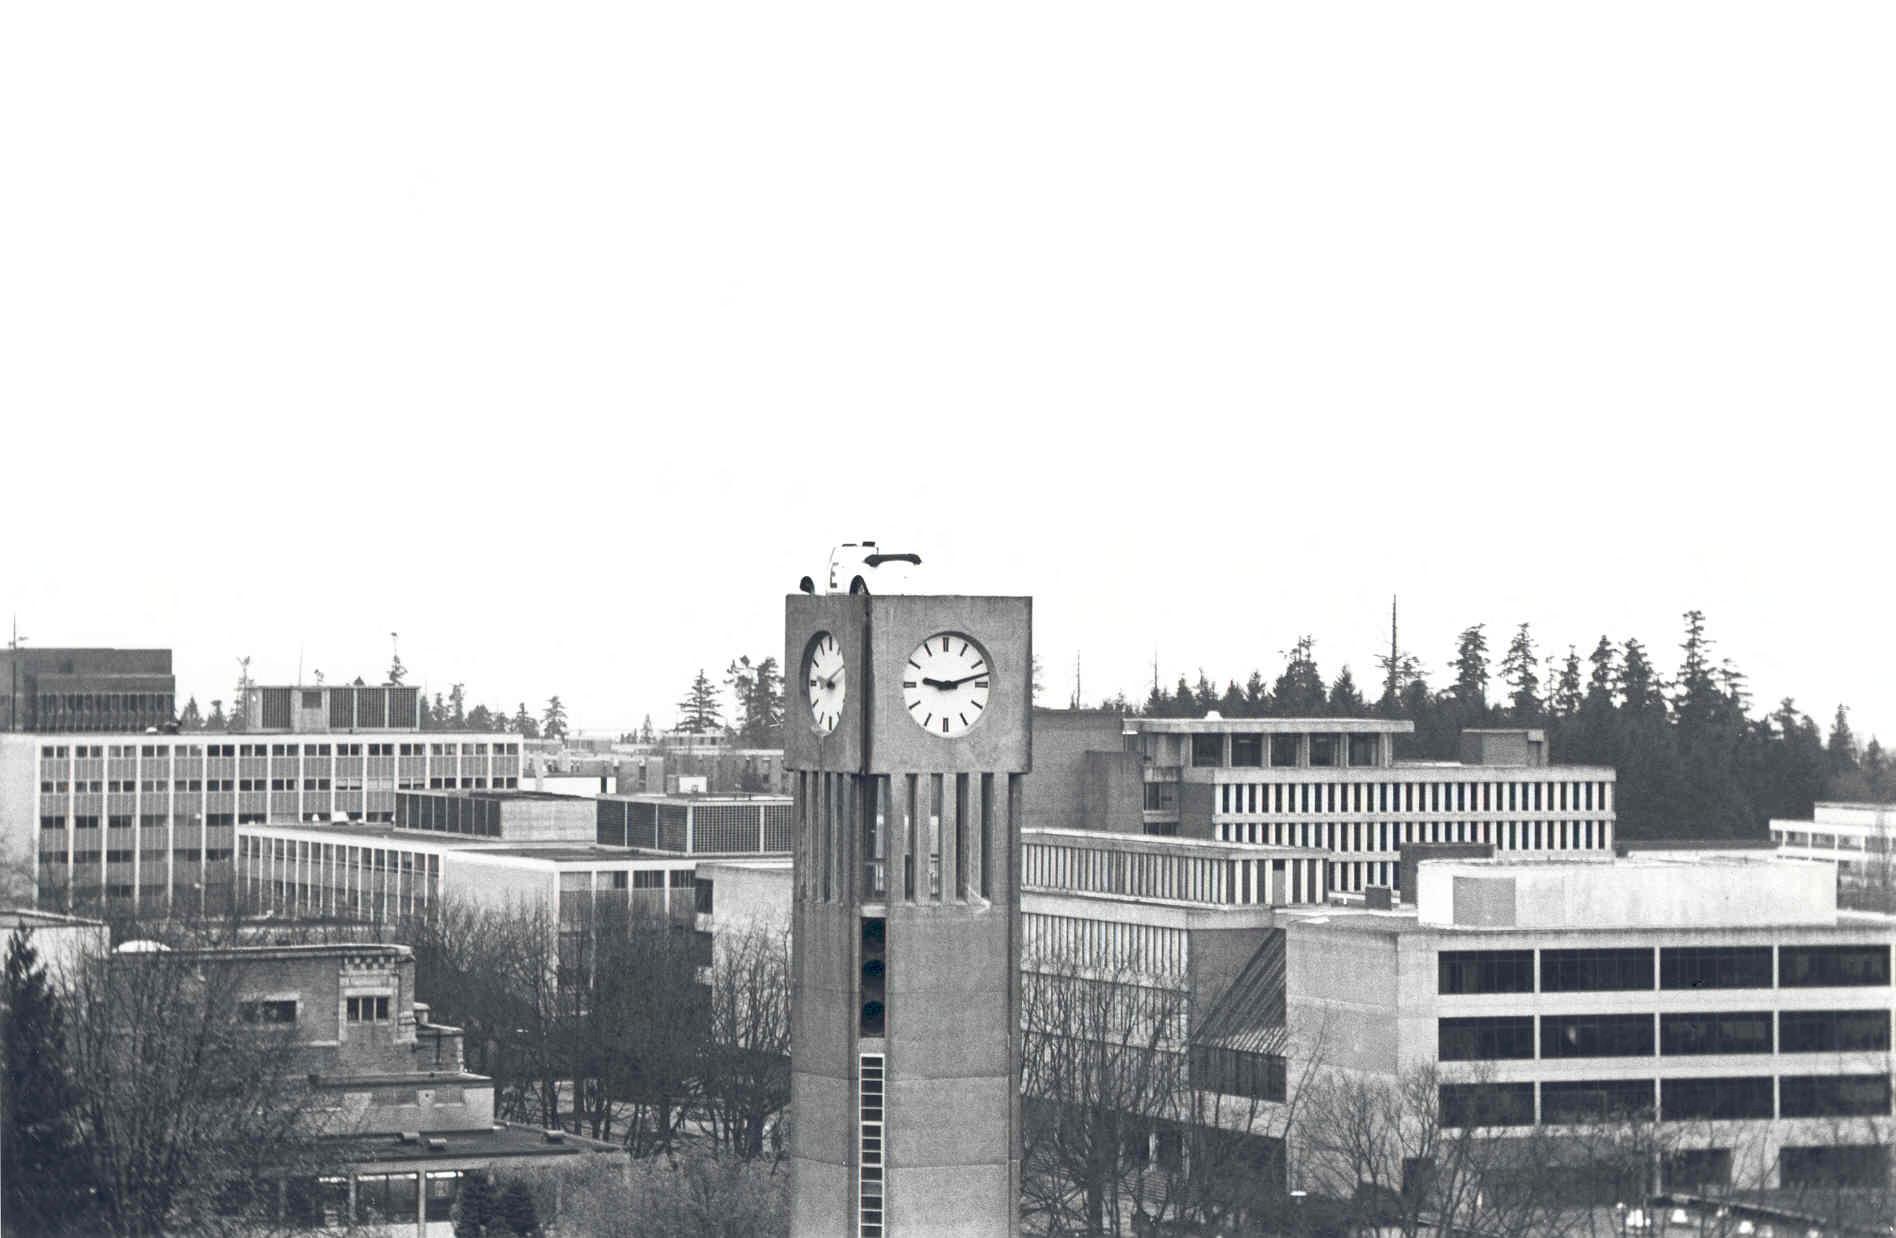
[800,542,922,595]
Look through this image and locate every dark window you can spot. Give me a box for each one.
[1779,1144,1890,1189]
[1779,1074,1891,1118]
[1664,1148,1732,1191]
[1269,735,1299,767]
[1229,735,1263,767]
[1439,1082,1535,1128]
[1347,734,1379,767]
[346,995,390,1023]
[1190,735,1224,767]
[1779,945,1890,988]
[301,691,323,709]
[1438,950,1535,995]
[239,999,297,1024]
[1779,1008,1890,1053]
[1660,1011,1773,1056]
[1660,946,1772,990]
[1188,1045,1286,1101]
[1308,735,1339,767]
[1438,1016,1535,1061]
[1541,1013,1653,1058]
[1541,1079,1655,1124]
[1540,948,1653,992]
[694,878,715,915]
[1660,1076,1773,1121]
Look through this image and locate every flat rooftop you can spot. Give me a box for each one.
[1132,716,1415,735]
[340,1122,619,1164]
[400,789,594,802]
[601,792,791,804]
[1024,827,1327,861]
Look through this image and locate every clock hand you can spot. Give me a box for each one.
[921,677,958,690]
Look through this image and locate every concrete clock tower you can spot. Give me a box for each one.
[784,593,1030,1238]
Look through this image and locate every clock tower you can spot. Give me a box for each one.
[784,593,1030,1238]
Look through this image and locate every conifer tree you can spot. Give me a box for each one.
[178,696,203,731]
[1499,623,1541,720]
[677,670,723,734]
[541,695,568,741]
[1451,625,1489,710]
[1,931,93,1234]
[1329,666,1365,715]
[1272,637,1327,715]
[1828,705,1859,776]
[1584,636,1616,706]
[1550,646,1583,719]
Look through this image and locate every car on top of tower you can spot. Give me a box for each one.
[799,542,922,595]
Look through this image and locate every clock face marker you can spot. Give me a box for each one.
[901,632,990,739]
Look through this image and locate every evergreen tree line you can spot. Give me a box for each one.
[1109,611,1884,839]
[669,657,785,748]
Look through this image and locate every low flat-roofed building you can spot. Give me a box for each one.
[1281,855,1896,1193]
[394,789,596,843]
[593,792,793,855]
[1771,802,1896,895]
[0,906,109,981]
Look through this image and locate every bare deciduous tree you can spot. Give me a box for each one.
[62,943,358,1237]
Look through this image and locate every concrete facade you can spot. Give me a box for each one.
[2,732,521,915]
[1,647,174,734]
[785,593,1030,1238]
[1117,717,1616,897]
[395,789,596,843]
[1283,857,1896,1192]
[1771,801,1896,893]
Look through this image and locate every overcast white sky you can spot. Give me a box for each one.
[3,3,1891,740]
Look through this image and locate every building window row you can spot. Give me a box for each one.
[1440,1010,1887,1060]
[1440,1074,1892,1127]
[1210,778,1611,816]
[1220,817,1609,855]
[1439,945,1891,995]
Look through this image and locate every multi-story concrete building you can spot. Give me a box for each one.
[1283,856,1896,1193]
[1027,711,1617,897]
[1771,802,1896,893]
[0,732,522,914]
[109,940,617,1233]
[1,646,174,733]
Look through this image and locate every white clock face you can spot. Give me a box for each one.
[902,632,990,738]
[806,631,846,734]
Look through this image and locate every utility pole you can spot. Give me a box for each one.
[1385,595,1400,705]
[7,616,26,732]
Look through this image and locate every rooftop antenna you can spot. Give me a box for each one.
[1070,652,1083,710]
